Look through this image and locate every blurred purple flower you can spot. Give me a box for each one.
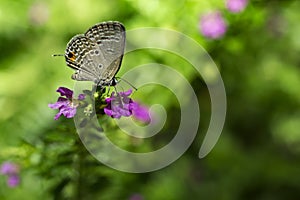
[104,89,150,122]
[226,0,248,13]
[0,162,20,188]
[7,175,20,188]
[199,11,227,39]
[129,193,144,200]
[0,162,19,175]
[48,87,85,120]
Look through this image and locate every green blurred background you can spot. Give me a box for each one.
[1,0,300,199]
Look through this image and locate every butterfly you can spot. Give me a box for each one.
[56,21,126,87]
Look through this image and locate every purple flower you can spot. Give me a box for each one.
[104,89,150,122]
[104,90,133,119]
[48,87,85,120]
[0,162,20,188]
[199,11,227,39]
[226,0,248,13]
[131,102,151,123]
[7,175,20,188]
[0,162,19,175]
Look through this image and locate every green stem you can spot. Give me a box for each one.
[74,140,84,200]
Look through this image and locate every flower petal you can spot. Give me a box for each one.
[118,107,131,117]
[132,103,151,122]
[56,87,73,99]
[112,112,122,119]
[104,107,113,116]
[48,100,68,109]
[54,111,63,120]
[120,89,132,97]
[57,97,68,102]
[105,97,114,103]
[49,87,86,120]
[104,89,138,119]
[60,106,77,118]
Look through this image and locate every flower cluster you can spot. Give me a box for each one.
[48,87,85,120]
[49,87,150,123]
[0,162,20,187]
[104,90,150,123]
[199,0,248,39]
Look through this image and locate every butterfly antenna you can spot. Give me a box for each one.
[52,54,64,57]
[117,77,138,91]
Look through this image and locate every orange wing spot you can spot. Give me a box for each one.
[70,56,76,62]
[67,52,76,61]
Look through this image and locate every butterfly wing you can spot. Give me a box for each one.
[64,21,126,85]
[65,34,101,82]
[84,21,126,85]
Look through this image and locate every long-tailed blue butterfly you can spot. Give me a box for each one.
[55,21,125,87]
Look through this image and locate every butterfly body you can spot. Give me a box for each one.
[64,21,125,87]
